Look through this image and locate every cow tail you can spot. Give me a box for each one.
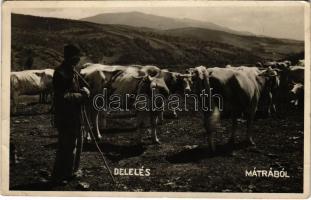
[50,98,55,127]
[95,111,101,139]
[209,106,220,129]
[203,69,220,129]
[204,104,220,152]
[203,70,220,151]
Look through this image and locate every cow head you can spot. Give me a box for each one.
[277,62,290,72]
[257,67,281,116]
[176,73,192,94]
[140,65,161,77]
[136,74,169,109]
[289,82,304,106]
[81,69,106,95]
[162,69,192,94]
[258,67,278,77]
[190,66,210,94]
[150,74,170,97]
[38,71,53,91]
[137,73,169,97]
[298,60,304,67]
[255,62,263,68]
[284,60,292,67]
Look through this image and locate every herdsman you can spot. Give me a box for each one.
[52,44,90,183]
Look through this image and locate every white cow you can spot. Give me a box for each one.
[80,63,169,144]
[298,60,304,67]
[290,82,304,107]
[10,69,54,113]
[190,66,279,151]
[31,69,54,103]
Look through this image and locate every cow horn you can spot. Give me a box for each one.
[148,75,154,81]
[178,74,192,78]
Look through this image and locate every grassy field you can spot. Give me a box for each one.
[10,96,303,192]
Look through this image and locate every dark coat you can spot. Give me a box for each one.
[53,62,85,129]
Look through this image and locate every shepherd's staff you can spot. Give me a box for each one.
[74,69,116,184]
[81,105,116,184]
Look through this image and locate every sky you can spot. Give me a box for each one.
[13,5,305,40]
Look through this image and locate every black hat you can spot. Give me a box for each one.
[64,44,81,59]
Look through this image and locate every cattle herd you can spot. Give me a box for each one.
[10,60,304,152]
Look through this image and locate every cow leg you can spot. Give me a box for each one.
[204,114,215,152]
[46,92,50,103]
[173,110,178,118]
[40,92,45,103]
[228,117,237,145]
[136,111,145,144]
[85,131,92,143]
[45,92,48,103]
[42,92,45,103]
[81,125,91,143]
[203,107,220,152]
[43,92,47,103]
[271,104,277,115]
[86,102,103,142]
[102,111,108,129]
[39,93,42,103]
[151,114,160,144]
[136,111,160,145]
[81,105,91,143]
[48,95,54,113]
[12,93,18,114]
[246,114,256,146]
[158,111,164,125]
[41,92,44,103]
[11,95,17,114]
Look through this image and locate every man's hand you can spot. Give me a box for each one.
[80,87,90,98]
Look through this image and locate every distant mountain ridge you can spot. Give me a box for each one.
[11,13,303,71]
[81,11,256,36]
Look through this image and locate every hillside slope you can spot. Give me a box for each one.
[164,27,303,59]
[11,14,303,71]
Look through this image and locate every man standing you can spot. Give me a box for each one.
[52,44,90,183]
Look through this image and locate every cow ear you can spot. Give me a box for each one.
[187,68,195,74]
[258,69,267,76]
[178,74,191,79]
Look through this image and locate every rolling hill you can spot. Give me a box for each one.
[11,13,304,71]
[163,27,303,59]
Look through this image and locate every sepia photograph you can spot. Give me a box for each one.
[1,1,310,198]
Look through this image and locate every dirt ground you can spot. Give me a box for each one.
[9,96,304,192]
